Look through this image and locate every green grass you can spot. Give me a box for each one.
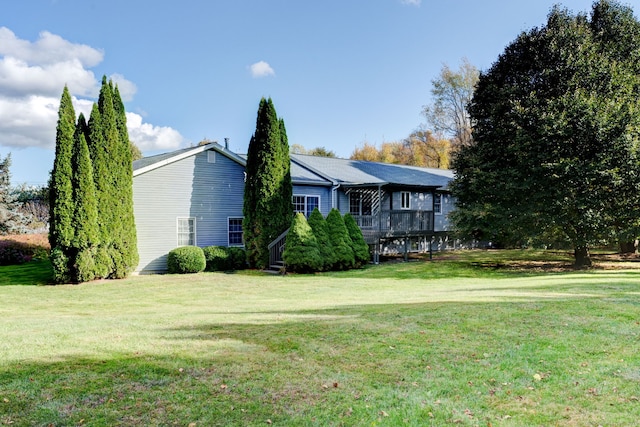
[1,251,639,426]
[0,258,52,286]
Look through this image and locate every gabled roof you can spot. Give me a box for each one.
[132,142,246,176]
[133,144,453,190]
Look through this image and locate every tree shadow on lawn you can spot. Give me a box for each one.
[3,298,639,426]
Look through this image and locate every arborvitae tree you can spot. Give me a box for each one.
[87,77,138,278]
[70,113,99,282]
[326,208,355,271]
[282,213,322,273]
[243,98,293,268]
[111,83,138,276]
[87,103,112,278]
[307,208,336,271]
[50,86,76,282]
[50,86,75,251]
[344,213,370,267]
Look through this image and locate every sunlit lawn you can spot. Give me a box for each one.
[0,250,639,426]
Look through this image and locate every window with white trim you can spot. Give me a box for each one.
[401,191,411,209]
[228,217,244,246]
[434,193,442,214]
[177,217,196,246]
[293,195,320,217]
[207,151,216,163]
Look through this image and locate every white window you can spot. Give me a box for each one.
[434,193,442,214]
[401,191,411,210]
[177,217,196,246]
[293,195,320,217]
[207,150,216,163]
[228,218,243,246]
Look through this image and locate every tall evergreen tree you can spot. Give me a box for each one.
[87,103,112,278]
[70,113,99,282]
[112,83,139,275]
[50,86,76,251]
[87,77,138,278]
[243,98,293,268]
[49,86,76,282]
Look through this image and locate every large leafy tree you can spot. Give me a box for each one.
[243,98,293,268]
[422,58,479,149]
[452,0,640,267]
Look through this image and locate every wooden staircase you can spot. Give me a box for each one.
[264,228,289,274]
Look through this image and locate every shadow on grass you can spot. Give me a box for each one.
[0,259,52,286]
[3,296,640,426]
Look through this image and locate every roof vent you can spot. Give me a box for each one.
[224,138,229,150]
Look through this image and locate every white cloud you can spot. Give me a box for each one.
[0,27,183,152]
[126,112,184,151]
[400,0,421,6]
[249,61,275,78]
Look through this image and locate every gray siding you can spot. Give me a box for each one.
[133,149,245,273]
[292,184,332,215]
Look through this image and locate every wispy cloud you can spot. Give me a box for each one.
[0,26,183,151]
[400,0,421,6]
[249,61,275,78]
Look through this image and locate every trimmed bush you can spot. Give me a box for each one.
[203,246,247,271]
[283,213,322,273]
[50,247,71,284]
[344,213,370,267]
[307,208,336,271]
[227,247,247,270]
[325,209,355,271]
[167,246,206,274]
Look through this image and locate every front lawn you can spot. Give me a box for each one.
[0,251,639,425]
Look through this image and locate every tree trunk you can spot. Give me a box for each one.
[574,245,592,268]
[619,240,638,254]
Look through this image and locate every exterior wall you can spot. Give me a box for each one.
[292,184,332,216]
[133,149,245,273]
[435,193,455,232]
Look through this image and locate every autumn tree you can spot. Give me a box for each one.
[452,0,640,267]
[422,58,479,149]
[243,98,293,268]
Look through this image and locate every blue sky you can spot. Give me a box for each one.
[1,0,637,186]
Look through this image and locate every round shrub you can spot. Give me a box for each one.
[227,247,247,270]
[203,246,247,271]
[203,246,229,271]
[167,246,206,274]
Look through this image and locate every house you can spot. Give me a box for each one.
[132,142,455,273]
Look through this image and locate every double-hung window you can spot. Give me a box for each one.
[401,191,411,210]
[177,217,196,246]
[293,195,320,217]
[228,217,244,246]
[434,193,442,214]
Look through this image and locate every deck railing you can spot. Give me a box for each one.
[351,210,434,234]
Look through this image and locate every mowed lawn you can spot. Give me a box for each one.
[1,251,639,426]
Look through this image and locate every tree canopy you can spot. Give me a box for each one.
[451,0,640,267]
[422,58,479,149]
